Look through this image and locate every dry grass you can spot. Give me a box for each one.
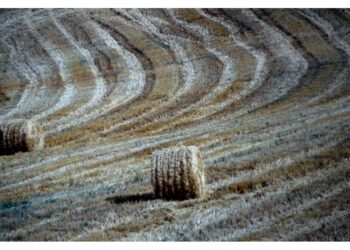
[1,9,350,241]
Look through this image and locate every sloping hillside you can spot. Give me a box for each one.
[0,9,349,241]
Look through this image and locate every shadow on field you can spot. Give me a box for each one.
[106,192,155,204]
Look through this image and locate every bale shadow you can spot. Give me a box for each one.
[106,192,155,204]
[106,191,196,205]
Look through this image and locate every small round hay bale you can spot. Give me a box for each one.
[0,119,44,155]
[151,146,205,200]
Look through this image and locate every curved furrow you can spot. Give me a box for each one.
[0,28,64,120]
[42,11,145,137]
[95,7,310,140]
[25,14,77,127]
[93,9,266,140]
[182,8,339,129]
[91,9,224,137]
[39,11,106,133]
[0,40,39,120]
[1,9,350,241]
[38,7,221,147]
[43,9,161,147]
[237,9,346,117]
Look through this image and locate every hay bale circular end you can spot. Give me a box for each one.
[151,146,205,200]
[0,119,44,155]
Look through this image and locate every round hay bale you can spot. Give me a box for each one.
[0,119,44,155]
[151,146,205,200]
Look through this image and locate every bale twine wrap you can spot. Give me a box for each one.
[0,119,44,155]
[151,146,205,200]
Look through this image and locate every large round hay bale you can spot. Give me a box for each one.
[151,146,205,200]
[0,119,44,155]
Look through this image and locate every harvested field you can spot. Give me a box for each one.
[0,9,350,241]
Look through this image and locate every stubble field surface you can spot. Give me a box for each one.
[0,9,350,241]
